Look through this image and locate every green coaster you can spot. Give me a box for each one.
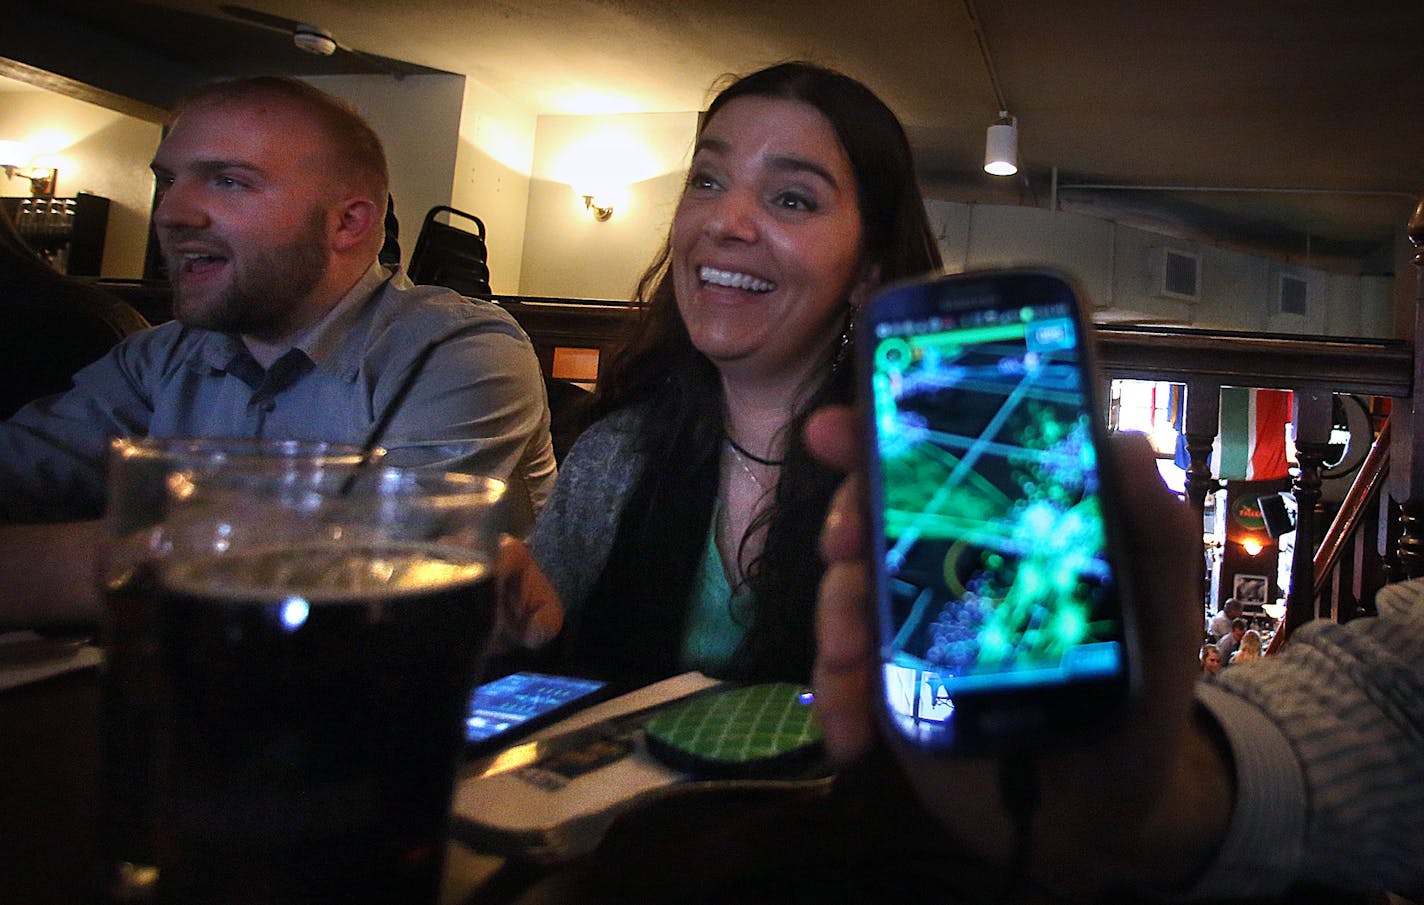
[643,683,823,777]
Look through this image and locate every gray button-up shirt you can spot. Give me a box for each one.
[0,263,555,526]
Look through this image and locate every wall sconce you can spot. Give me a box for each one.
[17,166,58,197]
[581,194,613,222]
[559,125,647,224]
[983,110,1018,177]
[1241,537,1265,557]
[1,142,59,197]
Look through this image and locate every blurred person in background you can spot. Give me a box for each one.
[0,204,148,419]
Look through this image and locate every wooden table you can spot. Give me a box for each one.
[0,662,1004,905]
[1,665,102,905]
[0,662,1383,905]
[0,662,508,905]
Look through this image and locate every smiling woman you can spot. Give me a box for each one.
[518,62,943,687]
[671,95,873,388]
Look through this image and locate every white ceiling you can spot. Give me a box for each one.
[12,0,1424,271]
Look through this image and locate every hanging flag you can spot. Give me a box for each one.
[1214,387,1292,480]
[1166,383,1191,470]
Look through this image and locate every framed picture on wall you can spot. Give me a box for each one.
[1233,573,1269,605]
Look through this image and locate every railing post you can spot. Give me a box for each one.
[1183,378,1222,512]
[1392,198,1424,579]
[1289,391,1332,632]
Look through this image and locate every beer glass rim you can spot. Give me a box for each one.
[357,467,507,507]
[104,438,507,519]
[108,437,376,468]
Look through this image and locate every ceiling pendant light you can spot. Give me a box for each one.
[984,110,1018,176]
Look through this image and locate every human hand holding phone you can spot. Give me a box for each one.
[858,271,1136,754]
[806,272,1231,895]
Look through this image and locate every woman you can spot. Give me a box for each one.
[521,62,942,686]
[1199,642,1222,674]
[1231,628,1262,664]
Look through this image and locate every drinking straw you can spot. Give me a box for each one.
[339,342,438,495]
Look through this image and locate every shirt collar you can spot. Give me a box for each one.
[290,262,394,375]
[192,262,394,378]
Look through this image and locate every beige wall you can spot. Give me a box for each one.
[926,198,1396,337]
[6,69,1396,338]
[451,79,536,295]
[0,73,466,281]
[302,73,465,263]
[518,111,697,300]
[0,75,160,278]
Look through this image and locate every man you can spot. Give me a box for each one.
[1208,596,1243,640]
[1214,617,1248,665]
[805,406,1423,900]
[0,77,555,624]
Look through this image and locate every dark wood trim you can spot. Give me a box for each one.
[489,295,1416,402]
[0,57,168,124]
[1097,325,1411,398]
[491,296,636,350]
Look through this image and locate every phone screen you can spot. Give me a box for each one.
[863,271,1129,751]
[465,672,608,750]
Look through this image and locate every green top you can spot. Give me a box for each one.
[679,502,753,676]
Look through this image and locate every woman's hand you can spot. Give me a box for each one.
[805,404,1232,897]
[493,535,564,653]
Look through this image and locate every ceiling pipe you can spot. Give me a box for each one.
[1056,183,1416,200]
[963,0,1009,115]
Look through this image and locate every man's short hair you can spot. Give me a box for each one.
[172,76,389,211]
[1231,617,1249,631]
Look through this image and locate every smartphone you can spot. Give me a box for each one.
[464,671,610,756]
[858,269,1137,755]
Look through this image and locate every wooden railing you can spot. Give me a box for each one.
[1256,418,1394,656]
[1095,326,1411,641]
[1099,197,1424,643]
[1389,198,1424,585]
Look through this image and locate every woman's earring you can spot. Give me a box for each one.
[832,306,856,371]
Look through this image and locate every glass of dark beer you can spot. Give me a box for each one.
[100,440,502,904]
[99,438,372,902]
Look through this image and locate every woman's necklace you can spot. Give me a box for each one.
[727,440,768,492]
[721,438,775,589]
[725,435,786,468]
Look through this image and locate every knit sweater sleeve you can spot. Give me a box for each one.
[1183,578,1424,899]
[528,407,648,619]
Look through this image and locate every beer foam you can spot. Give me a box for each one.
[159,542,489,603]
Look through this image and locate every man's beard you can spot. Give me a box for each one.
[167,207,329,339]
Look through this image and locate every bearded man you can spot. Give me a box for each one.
[0,77,554,625]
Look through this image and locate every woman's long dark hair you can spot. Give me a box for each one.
[567,62,943,684]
